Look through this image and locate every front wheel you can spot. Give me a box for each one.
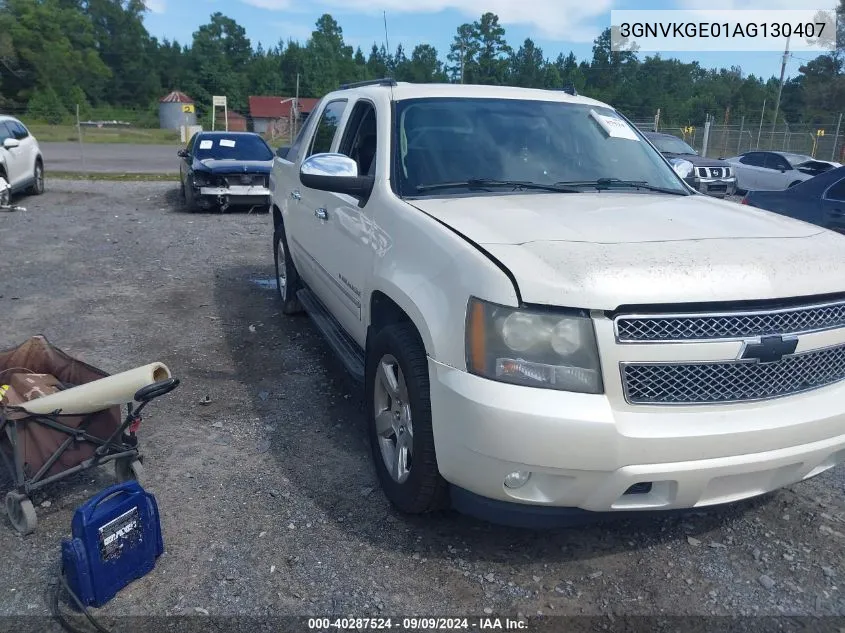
[29,161,44,195]
[274,222,303,314]
[366,323,448,514]
[0,176,9,208]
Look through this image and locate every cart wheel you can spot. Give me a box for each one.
[5,493,37,536]
[115,458,145,485]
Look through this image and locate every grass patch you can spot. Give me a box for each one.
[50,171,179,182]
[29,125,181,145]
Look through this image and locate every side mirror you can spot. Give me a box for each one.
[3,138,20,150]
[177,148,188,158]
[300,153,374,199]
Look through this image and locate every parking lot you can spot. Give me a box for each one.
[1,180,844,626]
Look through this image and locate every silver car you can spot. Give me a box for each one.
[724,150,829,192]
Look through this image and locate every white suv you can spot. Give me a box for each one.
[270,80,845,526]
[0,115,45,206]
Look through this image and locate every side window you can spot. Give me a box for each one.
[11,122,29,140]
[0,123,11,144]
[287,107,320,164]
[765,154,790,171]
[308,100,347,157]
[186,132,198,155]
[739,153,761,166]
[338,101,378,176]
[826,178,845,202]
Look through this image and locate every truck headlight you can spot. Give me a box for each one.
[466,297,603,394]
[670,158,695,179]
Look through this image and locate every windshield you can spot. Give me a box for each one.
[783,153,816,166]
[394,98,688,196]
[649,135,697,155]
[194,135,273,161]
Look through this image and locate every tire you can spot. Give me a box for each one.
[115,457,145,485]
[28,160,44,195]
[366,323,448,514]
[274,221,303,314]
[0,175,9,208]
[182,180,199,212]
[5,492,37,535]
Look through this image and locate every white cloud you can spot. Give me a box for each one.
[144,0,166,13]
[239,0,615,42]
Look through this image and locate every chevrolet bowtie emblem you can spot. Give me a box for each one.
[740,335,798,363]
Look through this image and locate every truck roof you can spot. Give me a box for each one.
[332,81,612,109]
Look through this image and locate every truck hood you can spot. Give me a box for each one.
[661,152,729,168]
[409,192,845,310]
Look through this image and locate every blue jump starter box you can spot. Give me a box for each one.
[61,480,164,608]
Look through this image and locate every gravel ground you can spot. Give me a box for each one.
[0,181,843,631]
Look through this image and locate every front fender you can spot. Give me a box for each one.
[368,203,520,369]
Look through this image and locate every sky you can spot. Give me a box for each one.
[142,0,838,82]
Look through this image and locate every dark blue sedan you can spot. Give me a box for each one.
[177,131,274,212]
[741,166,845,234]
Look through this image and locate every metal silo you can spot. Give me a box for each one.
[158,91,197,129]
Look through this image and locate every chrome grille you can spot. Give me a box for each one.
[697,166,730,178]
[622,343,845,405]
[616,299,845,342]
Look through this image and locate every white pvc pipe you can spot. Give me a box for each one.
[20,363,171,415]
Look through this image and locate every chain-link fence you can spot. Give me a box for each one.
[632,111,845,163]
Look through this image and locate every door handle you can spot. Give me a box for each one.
[315,208,329,220]
[290,190,301,201]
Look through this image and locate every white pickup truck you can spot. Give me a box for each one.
[269,79,845,526]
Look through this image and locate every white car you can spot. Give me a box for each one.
[269,80,845,526]
[724,150,822,192]
[0,115,45,206]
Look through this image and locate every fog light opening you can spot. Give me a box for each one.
[504,471,532,489]
[624,482,653,495]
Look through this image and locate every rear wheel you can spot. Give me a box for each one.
[366,323,448,514]
[274,221,303,314]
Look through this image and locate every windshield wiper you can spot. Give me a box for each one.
[554,178,689,195]
[415,179,581,194]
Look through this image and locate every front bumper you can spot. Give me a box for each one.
[684,176,737,197]
[429,358,845,518]
[197,185,271,207]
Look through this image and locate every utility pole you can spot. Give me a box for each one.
[769,36,790,148]
[756,99,766,149]
[460,41,464,84]
[292,72,300,142]
[831,112,842,162]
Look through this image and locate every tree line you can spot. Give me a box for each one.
[0,0,842,127]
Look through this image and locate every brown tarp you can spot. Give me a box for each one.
[0,335,121,478]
